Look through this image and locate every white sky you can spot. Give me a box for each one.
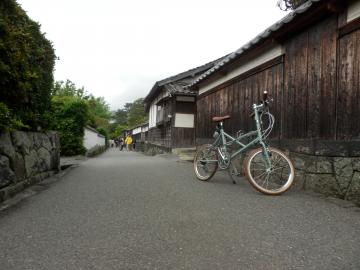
[17,0,288,111]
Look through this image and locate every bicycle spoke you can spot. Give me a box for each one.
[246,148,295,194]
[254,170,267,181]
[262,173,270,188]
[272,165,289,171]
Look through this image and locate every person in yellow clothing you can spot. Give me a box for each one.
[125,134,133,151]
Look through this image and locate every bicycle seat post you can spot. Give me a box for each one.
[219,121,224,129]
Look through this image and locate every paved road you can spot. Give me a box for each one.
[1,149,360,270]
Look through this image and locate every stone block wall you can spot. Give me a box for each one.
[196,140,360,206]
[290,153,360,205]
[0,131,60,202]
[141,142,171,156]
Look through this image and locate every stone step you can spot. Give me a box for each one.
[179,153,195,161]
[172,148,196,161]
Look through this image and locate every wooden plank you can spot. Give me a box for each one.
[284,30,308,139]
[352,29,360,138]
[319,16,337,139]
[337,31,356,140]
[307,21,322,138]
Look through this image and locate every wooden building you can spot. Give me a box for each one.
[191,0,360,155]
[189,0,360,204]
[130,123,149,147]
[144,59,225,150]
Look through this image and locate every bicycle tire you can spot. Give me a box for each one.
[244,147,295,195]
[194,144,218,181]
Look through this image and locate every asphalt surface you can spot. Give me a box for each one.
[0,148,360,270]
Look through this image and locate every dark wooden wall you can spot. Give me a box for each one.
[197,61,283,140]
[172,127,195,148]
[197,14,360,149]
[148,98,197,148]
[172,99,196,148]
[283,15,338,139]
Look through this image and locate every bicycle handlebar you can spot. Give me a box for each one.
[263,90,268,103]
[249,91,270,118]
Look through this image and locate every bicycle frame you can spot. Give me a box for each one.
[211,103,272,169]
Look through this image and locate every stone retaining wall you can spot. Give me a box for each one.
[0,131,60,202]
[197,141,360,206]
[141,142,171,156]
[290,153,360,205]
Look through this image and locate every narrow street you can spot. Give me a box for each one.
[1,149,360,270]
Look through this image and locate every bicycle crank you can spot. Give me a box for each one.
[218,148,231,170]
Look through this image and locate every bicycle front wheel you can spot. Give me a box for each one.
[245,147,294,195]
[194,144,218,181]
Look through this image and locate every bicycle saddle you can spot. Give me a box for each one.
[212,115,230,122]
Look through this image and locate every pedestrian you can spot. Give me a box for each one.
[133,138,136,151]
[119,137,124,151]
[125,134,133,151]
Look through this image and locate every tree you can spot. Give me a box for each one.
[49,80,112,155]
[0,0,56,129]
[127,98,148,128]
[112,109,128,126]
[49,95,89,156]
[51,80,87,98]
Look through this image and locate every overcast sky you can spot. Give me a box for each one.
[17,0,288,111]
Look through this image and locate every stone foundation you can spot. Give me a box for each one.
[141,142,171,156]
[290,152,360,205]
[0,131,60,203]
[86,145,107,157]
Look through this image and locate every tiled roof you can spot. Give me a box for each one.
[189,0,321,88]
[144,55,228,103]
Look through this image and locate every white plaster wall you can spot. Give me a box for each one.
[148,89,169,128]
[132,127,142,135]
[141,125,149,132]
[348,0,360,22]
[198,45,283,95]
[174,113,194,128]
[84,128,105,150]
[149,103,157,128]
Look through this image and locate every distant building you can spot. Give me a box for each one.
[144,57,226,150]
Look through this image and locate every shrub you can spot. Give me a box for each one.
[97,127,109,148]
[0,102,28,131]
[49,96,89,156]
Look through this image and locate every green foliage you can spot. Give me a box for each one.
[87,95,111,131]
[109,98,147,139]
[49,96,89,156]
[0,102,28,131]
[0,0,56,129]
[49,80,113,156]
[87,95,111,120]
[112,109,127,126]
[127,98,148,128]
[51,80,88,98]
[111,125,128,139]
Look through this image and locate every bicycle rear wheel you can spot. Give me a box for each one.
[245,147,294,195]
[194,144,218,181]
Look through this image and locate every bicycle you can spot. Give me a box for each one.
[193,91,295,195]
